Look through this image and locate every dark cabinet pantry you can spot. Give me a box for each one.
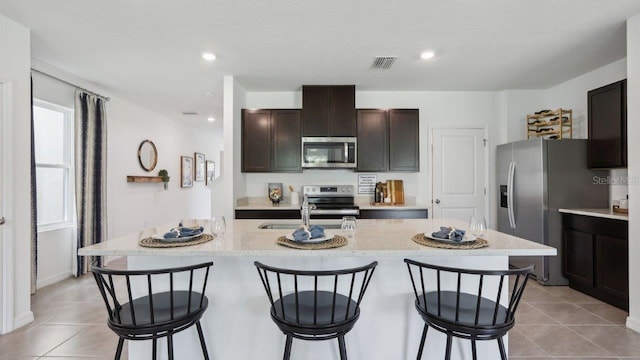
[242,109,301,173]
[587,79,627,168]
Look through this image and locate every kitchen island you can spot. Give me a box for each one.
[79,218,555,360]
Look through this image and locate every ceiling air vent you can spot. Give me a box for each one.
[181,111,198,116]
[371,56,397,70]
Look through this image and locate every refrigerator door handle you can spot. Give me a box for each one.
[508,161,516,229]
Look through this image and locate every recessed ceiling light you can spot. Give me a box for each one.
[207,117,215,122]
[420,51,435,60]
[202,52,217,61]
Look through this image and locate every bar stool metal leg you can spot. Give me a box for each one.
[167,334,174,360]
[471,338,478,360]
[416,324,428,360]
[338,334,348,360]
[283,334,293,360]
[497,336,507,360]
[114,337,124,360]
[196,321,210,360]
[152,338,157,360]
[444,334,453,360]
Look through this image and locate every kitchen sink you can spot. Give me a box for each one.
[258,222,342,230]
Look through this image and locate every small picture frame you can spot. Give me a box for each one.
[181,156,193,188]
[206,160,215,185]
[194,152,205,182]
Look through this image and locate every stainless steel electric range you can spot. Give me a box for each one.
[302,185,360,219]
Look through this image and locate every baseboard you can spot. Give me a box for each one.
[13,311,34,330]
[37,271,72,289]
[627,316,640,333]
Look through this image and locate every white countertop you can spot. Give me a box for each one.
[558,208,629,221]
[78,218,556,257]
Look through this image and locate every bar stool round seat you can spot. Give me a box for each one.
[272,291,360,340]
[91,262,213,360]
[404,258,533,360]
[255,261,378,360]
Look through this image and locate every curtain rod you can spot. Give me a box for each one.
[30,68,111,101]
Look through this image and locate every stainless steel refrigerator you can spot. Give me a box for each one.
[497,138,608,285]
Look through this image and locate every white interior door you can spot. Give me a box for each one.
[432,128,487,222]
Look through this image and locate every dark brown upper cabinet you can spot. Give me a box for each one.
[242,109,301,173]
[588,79,627,169]
[357,109,389,172]
[357,109,420,172]
[389,109,420,171]
[301,85,356,136]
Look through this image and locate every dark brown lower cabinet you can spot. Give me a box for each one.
[359,209,428,219]
[562,214,628,310]
[235,208,428,220]
[563,228,594,287]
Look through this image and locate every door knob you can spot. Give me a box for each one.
[0,217,4,225]
[434,199,440,204]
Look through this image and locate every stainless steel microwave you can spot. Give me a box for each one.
[301,137,357,169]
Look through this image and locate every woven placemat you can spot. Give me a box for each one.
[139,233,214,248]
[412,233,488,249]
[276,235,348,250]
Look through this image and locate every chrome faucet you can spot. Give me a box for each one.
[300,195,316,228]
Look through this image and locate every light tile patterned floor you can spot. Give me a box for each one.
[0,270,639,359]
[510,279,640,360]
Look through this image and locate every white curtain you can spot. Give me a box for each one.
[75,91,107,275]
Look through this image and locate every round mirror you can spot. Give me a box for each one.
[138,140,158,172]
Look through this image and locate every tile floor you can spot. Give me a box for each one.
[1,272,639,359]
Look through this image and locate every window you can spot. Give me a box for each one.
[33,100,74,229]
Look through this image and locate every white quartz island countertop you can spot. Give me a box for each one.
[78,218,556,257]
[559,208,629,221]
[79,219,556,360]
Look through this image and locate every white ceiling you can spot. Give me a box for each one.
[1,0,639,126]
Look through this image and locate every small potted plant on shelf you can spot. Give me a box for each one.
[158,169,170,190]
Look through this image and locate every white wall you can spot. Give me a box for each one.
[217,76,247,220]
[0,13,33,332]
[626,12,640,334]
[244,90,505,227]
[500,90,546,142]
[30,63,222,285]
[108,99,221,237]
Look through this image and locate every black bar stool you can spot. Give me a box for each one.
[91,261,213,360]
[254,261,378,360]
[404,258,533,360]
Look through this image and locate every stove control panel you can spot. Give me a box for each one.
[302,185,354,196]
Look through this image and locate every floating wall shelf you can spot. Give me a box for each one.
[126,176,163,183]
